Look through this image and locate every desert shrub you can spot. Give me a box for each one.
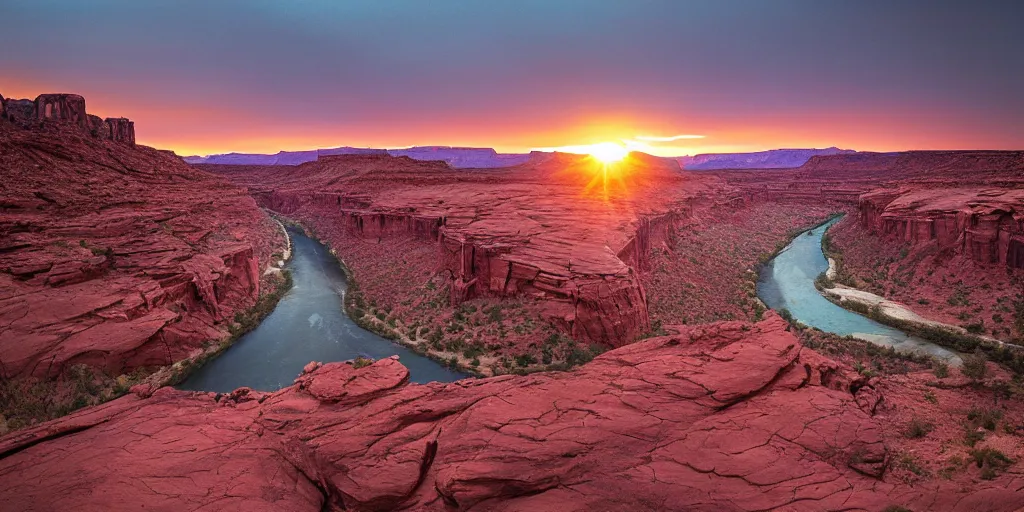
[960,351,988,381]
[932,361,950,378]
[964,428,986,447]
[967,408,1003,431]
[970,447,1013,479]
[904,417,934,439]
[515,354,537,367]
[565,341,606,368]
[351,357,374,369]
[923,390,937,404]
[948,288,971,307]
[964,321,985,334]
[487,306,503,323]
[778,308,794,324]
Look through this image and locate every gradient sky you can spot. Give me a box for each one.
[2,0,1022,156]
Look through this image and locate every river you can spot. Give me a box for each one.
[757,217,960,362]
[179,227,465,392]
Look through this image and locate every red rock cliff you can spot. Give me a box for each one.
[858,187,1024,269]
[1,92,135,144]
[0,93,277,378]
[206,153,722,346]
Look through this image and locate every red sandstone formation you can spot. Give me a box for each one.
[0,93,279,378]
[204,152,722,346]
[3,315,1017,511]
[858,187,1024,270]
[0,92,135,144]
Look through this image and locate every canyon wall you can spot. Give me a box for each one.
[859,187,1024,269]
[0,92,277,378]
[208,153,721,347]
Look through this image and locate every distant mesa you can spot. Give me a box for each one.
[679,147,856,170]
[184,146,531,168]
[187,145,855,170]
[0,92,135,144]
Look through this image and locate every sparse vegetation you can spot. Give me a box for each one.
[351,357,374,369]
[904,417,934,439]
[960,351,988,381]
[969,447,1013,480]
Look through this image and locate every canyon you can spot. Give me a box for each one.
[0,93,281,391]
[1,91,1022,511]
[201,152,726,355]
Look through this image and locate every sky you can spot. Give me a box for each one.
[2,0,1022,157]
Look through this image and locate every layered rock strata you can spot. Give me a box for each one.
[204,152,722,346]
[0,93,278,378]
[859,187,1024,270]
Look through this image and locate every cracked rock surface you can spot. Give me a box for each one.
[2,315,1019,511]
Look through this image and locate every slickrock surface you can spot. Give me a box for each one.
[3,315,1017,511]
[0,100,280,378]
[205,152,721,347]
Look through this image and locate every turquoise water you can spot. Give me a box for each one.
[179,227,465,392]
[758,218,960,362]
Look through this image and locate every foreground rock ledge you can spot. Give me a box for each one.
[1,316,1020,511]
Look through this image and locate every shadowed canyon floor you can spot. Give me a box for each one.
[4,315,1022,512]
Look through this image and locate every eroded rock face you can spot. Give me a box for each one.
[0,316,1017,511]
[0,104,277,378]
[203,152,723,345]
[0,92,135,144]
[859,187,1024,269]
[34,93,87,129]
[103,117,135,144]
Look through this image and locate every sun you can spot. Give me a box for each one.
[587,142,628,163]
